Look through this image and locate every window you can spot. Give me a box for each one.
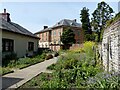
[2,38,14,52]
[58,32,61,36]
[46,33,47,41]
[42,33,44,41]
[28,42,34,51]
[54,31,56,36]
[77,31,80,36]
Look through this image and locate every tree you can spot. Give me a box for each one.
[91,1,114,42]
[61,28,75,49]
[80,7,93,41]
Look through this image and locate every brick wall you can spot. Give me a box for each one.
[50,26,84,51]
[51,27,63,45]
[36,31,50,48]
[36,26,84,51]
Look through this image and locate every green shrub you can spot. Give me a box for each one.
[40,53,47,59]
[47,63,56,70]
[87,72,120,88]
[0,67,2,75]
[2,52,17,67]
[46,54,53,60]
[83,41,95,56]
[54,52,59,57]
[19,41,111,88]
[2,67,14,75]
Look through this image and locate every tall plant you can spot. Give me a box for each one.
[80,7,93,41]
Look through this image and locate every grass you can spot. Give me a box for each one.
[2,53,47,75]
[2,67,14,75]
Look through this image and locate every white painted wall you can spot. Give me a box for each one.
[2,30,39,58]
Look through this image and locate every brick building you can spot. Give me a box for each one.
[35,19,84,51]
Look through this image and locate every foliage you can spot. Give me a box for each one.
[83,41,95,56]
[2,67,14,75]
[106,12,120,27]
[80,7,93,41]
[61,28,75,46]
[2,53,46,75]
[19,41,119,89]
[19,72,53,88]
[2,52,17,67]
[87,72,120,88]
[100,12,120,42]
[69,47,85,53]
[46,54,53,60]
[54,52,59,57]
[20,41,108,88]
[0,67,2,75]
[91,1,114,42]
[47,63,56,70]
[39,53,47,59]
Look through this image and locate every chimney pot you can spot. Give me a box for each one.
[74,19,76,22]
[44,26,48,29]
[4,9,6,13]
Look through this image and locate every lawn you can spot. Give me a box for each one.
[19,41,120,89]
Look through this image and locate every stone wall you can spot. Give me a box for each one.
[102,19,120,73]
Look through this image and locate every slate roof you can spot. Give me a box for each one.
[35,27,52,34]
[35,19,81,34]
[52,19,81,28]
[0,18,39,39]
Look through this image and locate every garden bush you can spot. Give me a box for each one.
[2,67,14,75]
[54,52,59,57]
[2,54,46,75]
[40,53,47,59]
[2,52,17,67]
[83,41,95,57]
[19,41,117,89]
[46,54,53,60]
[87,72,120,88]
[47,63,56,70]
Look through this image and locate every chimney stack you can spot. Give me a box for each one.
[74,19,76,22]
[4,9,6,13]
[0,9,11,22]
[44,26,48,29]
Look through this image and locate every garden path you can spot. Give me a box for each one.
[2,57,58,89]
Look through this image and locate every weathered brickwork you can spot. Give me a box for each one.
[102,19,120,73]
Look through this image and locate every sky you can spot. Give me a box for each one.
[0,1,119,33]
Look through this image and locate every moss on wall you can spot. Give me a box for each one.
[106,12,120,27]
